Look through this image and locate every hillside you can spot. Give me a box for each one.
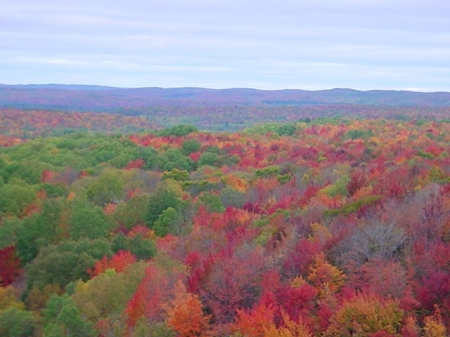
[2,85,450,107]
[2,85,450,131]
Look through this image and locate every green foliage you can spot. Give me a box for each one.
[26,239,112,289]
[0,217,22,249]
[39,183,67,198]
[276,123,296,136]
[131,319,176,337]
[255,165,281,178]
[159,124,198,137]
[277,173,292,184]
[145,188,182,229]
[344,129,374,140]
[109,195,149,230]
[0,307,38,337]
[182,179,219,196]
[69,202,111,240]
[153,207,182,237]
[198,152,219,167]
[199,192,225,213]
[324,195,382,217]
[16,198,66,264]
[129,235,157,260]
[0,181,36,217]
[111,233,156,260]
[243,122,297,135]
[319,175,350,197]
[417,150,435,159]
[162,168,190,182]
[86,168,124,206]
[220,186,246,208]
[42,294,96,337]
[137,146,158,169]
[72,262,147,322]
[157,148,193,171]
[9,159,51,185]
[181,139,201,155]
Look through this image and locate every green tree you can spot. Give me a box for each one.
[109,195,149,230]
[0,307,38,337]
[161,169,190,183]
[145,188,182,229]
[26,239,112,289]
[16,198,65,264]
[72,262,147,322]
[153,207,181,237]
[198,152,218,167]
[157,149,193,172]
[43,294,95,337]
[199,192,225,213]
[69,202,110,240]
[0,180,36,217]
[138,146,158,170]
[86,168,124,206]
[112,233,156,260]
[160,124,198,137]
[181,139,201,155]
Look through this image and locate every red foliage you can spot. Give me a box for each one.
[88,250,137,278]
[282,239,323,279]
[124,264,183,327]
[124,158,145,170]
[0,246,22,286]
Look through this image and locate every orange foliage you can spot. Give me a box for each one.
[166,281,211,337]
[234,302,275,337]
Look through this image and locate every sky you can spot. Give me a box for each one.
[1,0,450,91]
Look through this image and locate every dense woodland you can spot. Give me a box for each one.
[1,114,450,336]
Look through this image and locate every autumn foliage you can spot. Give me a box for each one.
[2,117,450,336]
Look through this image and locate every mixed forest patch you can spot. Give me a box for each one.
[1,117,450,336]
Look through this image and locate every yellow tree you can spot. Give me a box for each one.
[263,311,312,337]
[325,294,403,336]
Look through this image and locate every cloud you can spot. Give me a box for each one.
[1,0,449,90]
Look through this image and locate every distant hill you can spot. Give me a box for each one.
[1,85,450,131]
[1,85,450,109]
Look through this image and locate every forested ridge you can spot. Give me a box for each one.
[1,116,450,336]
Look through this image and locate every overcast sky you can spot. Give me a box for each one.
[1,0,450,91]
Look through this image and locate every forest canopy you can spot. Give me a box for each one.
[1,114,450,336]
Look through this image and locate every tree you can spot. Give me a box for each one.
[26,239,112,290]
[86,168,124,206]
[72,262,147,324]
[109,195,149,230]
[198,152,218,167]
[154,207,182,237]
[234,302,275,337]
[16,198,65,265]
[145,188,182,229]
[111,233,156,260]
[325,294,403,336]
[0,246,21,286]
[69,202,111,240]
[0,181,36,217]
[181,139,201,155]
[42,294,96,337]
[88,250,137,277]
[0,286,24,313]
[166,281,211,337]
[0,307,38,337]
[263,311,312,337]
[335,220,406,266]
